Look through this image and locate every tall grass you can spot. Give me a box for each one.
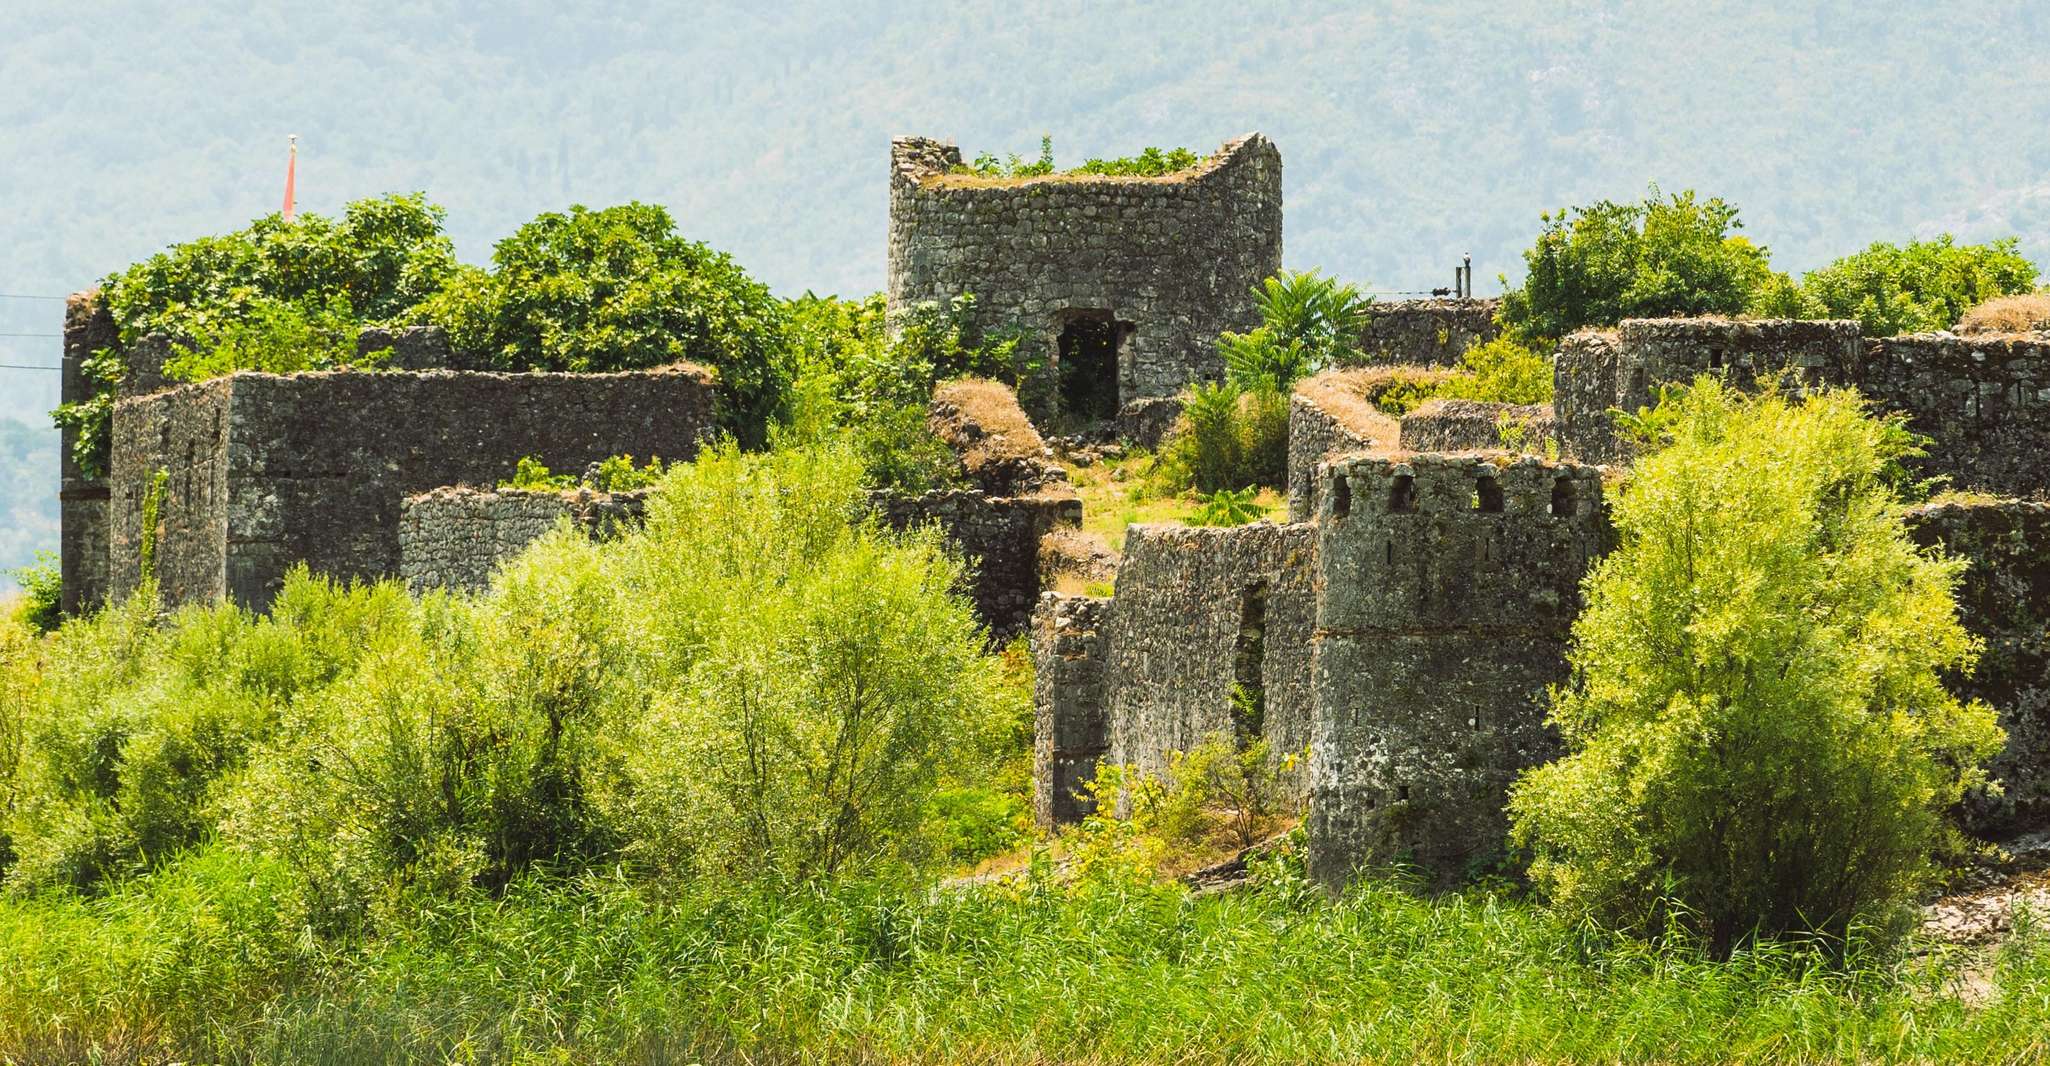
[4,846,2046,1064]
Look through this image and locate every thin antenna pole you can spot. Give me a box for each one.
[282,134,299,221]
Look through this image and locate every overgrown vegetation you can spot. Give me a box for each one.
[418,202,791,443]
[1498,188,2041,342]
[1753,236,2039,335]
[1498,187,1777,343]
[783,291,1035,493]
[954,136,1206,180]
[1155,271,1369,494]
[500,454,667,492]
[1512,380,2003,956]
[51,197,793,477]
[52,193,460,478]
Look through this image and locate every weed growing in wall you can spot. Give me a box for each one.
[952,137,1206,180]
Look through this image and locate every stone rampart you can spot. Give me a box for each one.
[1906,498,2050,836]
[1357,297,1500,366]
[1033,593,1112,827]
[871,489,1080,641]
[887,134,1282,414]
[1307,452,1610,886]
[1102,522,1317,796]
[1554,318,1862,465]
[1398,399,1556,454]
[106,365,715,611]
[1860,335,2050,498]
[399,486,649,593]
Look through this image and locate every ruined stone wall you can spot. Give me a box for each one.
[1103,523,1318,795]
[871,489,1080,641]
[1286,372,1402,522]
[1033,593,1111,828]
[1398,399,1555,455]
[1307,453,1610,887]
[928,378,1070,497]
[398,487,650,593]
[1554,318,1862,464]
[59,293,118,615]
[887,134,1283,409]
[1860,335,2050,498]
[1906,499,2050,836]
[106,365,715,611]
[1357,298,1500,367]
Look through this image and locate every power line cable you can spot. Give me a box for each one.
[0,333,62,338]
[0,364,60,371]
[0,293,67,301]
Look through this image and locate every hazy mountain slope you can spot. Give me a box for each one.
[4,0,2050,583]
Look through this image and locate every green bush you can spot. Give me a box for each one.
[7,554,61,635]
[1498,188,1779,342]
[781,292,1032,492]
[1756,236,2039,335]
[1429,336,1555,406]
[418,202,790,444]
[1153,381,1290,494]
[52,193,459,479]
[499,454,666,492]
[1510,379,2004,954]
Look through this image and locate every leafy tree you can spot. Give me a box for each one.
[417,202,791,444]
[1758,236,2039,335]
[7,553,61,635]
[1498,188,1778,342]
[1509,380,2003,955]
[1431,336,1554,405]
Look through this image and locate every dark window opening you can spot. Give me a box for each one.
[1230,581,1268,746]
[1056,311,1124,423]
[1551,476,1575,517]
[1385,539,1394,565]
[1388,474,1416,513]
[1397,785,1411,802]
[1708,346,1725,370]
[1331,475,1351,517]
[1474,476,1504,512]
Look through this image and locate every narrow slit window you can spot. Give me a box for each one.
[1551,476,1575,517]
[1331,474,1352,517]
[1230,581,1269,746]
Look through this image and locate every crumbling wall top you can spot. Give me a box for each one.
[895,133,1275,192]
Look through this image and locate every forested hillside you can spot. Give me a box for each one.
[7,0,2050,583]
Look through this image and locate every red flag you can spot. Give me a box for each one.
[282,135,297,221]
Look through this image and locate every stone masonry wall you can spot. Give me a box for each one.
[59,292,117,615]
[1906,499,2050,836]
[1034,593,1112,828]
[1399,399,1556,454]
[1554,318,1862,465]
[1103,523,1318,797]
[1860,335,2050,498]
[107,365,715,612]
[871,489,1081,641]
[1357,297,1500,367]
[399,487,650,593]
[1307,453,1610,887]
[887,134,1283,409]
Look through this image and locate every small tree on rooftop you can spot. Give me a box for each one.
[1509,379,2003,956]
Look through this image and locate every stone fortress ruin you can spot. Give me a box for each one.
[56,132,2050,891]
